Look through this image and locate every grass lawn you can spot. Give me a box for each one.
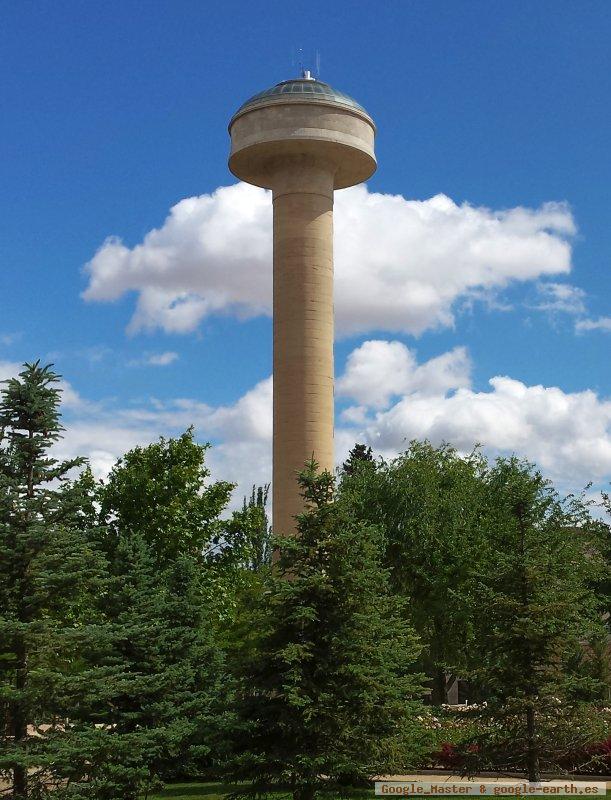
[149,784,238,799]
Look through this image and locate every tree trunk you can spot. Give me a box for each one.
[13,760,28,799]
[12,640,28,799]
[431,667,447,705]
[517,507,540,784]
[526,705,540,783]
[13,429,35,798]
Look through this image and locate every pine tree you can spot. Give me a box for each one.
[230,463,427,800]
[70,532,228,797]
[341,443,374,476]
[0,362,107,799]
[597,490,611,625]
[465,457,606,780]
[84,434,234,796]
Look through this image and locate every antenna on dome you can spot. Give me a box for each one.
[315,50,321,78]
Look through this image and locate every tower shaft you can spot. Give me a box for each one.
[272,159,335,535]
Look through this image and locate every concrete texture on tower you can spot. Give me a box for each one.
[228,74,376,536]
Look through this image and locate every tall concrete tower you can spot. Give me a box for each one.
[228,72,376,536]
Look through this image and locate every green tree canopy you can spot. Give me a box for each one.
[217,485,272,573]
[463,457,607,780]
[341,443,374,476]
[67,534,229,798]
[230,463,428,800]
[0,363,108,799]
[340,440,488,703]
[81,433,236,797]
[99,428,233,565]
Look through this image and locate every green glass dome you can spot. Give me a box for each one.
[232,76,369,120]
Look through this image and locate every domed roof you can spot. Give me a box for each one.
[231,75,370,122]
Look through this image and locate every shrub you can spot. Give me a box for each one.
[426,704,611,775]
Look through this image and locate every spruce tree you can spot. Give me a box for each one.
[71,533,228,797]
[86,434,233,795]
[597,491,611,626]
[230,463,427,800]
[464,457,606,780]
[341,443,374,477]
[0,362,107,799]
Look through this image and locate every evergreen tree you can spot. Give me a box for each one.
[87,434,234,795]
[230,463,427,800]
[571,489,611,704]
[340,441,488,703]
[597,490,611,624]
[341,443,374,477]
[0,363,107,799]
[464,457,606,781]
[71,533,228,797]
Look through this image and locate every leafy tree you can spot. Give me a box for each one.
[340,440,488,703]
[99,428,233,565]
[217,485,272,573]
[230,463,427,800]
[0,362,107,799]
[463,457,607,781]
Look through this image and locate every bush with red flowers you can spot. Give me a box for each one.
[425,704,611,775]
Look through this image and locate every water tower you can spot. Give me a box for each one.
[228,71,376,536]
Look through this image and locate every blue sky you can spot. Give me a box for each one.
[1,1,610,501]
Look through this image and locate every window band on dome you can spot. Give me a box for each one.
[232,78,370,120]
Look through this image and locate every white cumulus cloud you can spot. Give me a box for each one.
[53,378,274,510]
[83,183,575,338]
[335,342,611,487]
[366,378,611,485]
[134,351,180,366]
[42,342,611,509]
[337,340,471,409]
